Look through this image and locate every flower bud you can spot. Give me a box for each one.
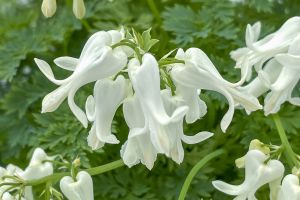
[41,0,57,18]
[73,0,86,19]
[249,139,270,155]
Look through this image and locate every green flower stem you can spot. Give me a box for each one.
[272,114,299,168]
[178,149,225,200]
[24,159,124,186]
[85,159,124,176]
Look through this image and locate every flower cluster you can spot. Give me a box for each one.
[35,27,263,170]
[0,148,54,199]
[41,0,86,19]
[213,139,300,200]
[234,17,300,115]
[33,16,300,200]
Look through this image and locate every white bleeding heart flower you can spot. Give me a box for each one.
[173,80,207,124]
[21,148,54,180]
[0,165,33,200]
[212,150,284,200]
[264,36,300,115]
[171,48,262,132]
[60,171,94,200]
[160,89,213,163]
[278,174,300,200]
[86,75,129,150]
[121,95,157,170]
[35,30,128,127]
[239,59,282,98]
[127,53,189,156]
[231,17,300,84]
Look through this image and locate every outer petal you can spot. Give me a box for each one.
[54,57,79,71]
[87,75,128,150]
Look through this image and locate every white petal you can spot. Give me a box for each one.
[87,124,104,150]
[54,57,79,71]
[181,131,213,144]
[41,83,71,113]
[92,76,128,146]
[85,95,95,122]
[278,174,300,200]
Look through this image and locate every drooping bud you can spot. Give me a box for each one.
[73,0,86,19]
[41,0,57,18]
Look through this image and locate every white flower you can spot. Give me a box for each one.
[231,17,300,83]
[121,89,213,169]
[0,165,33,200]
[239,59,282,98]
[21,148,54,180]
[127,54,189,156]
[85,75,129,150]
[278,174,300,200]
[60,171,94,200]
[171,48,262,132]
[35,30,128,127]
[160,89,213,163]
[73,0,86,19]
[173,80,207,124]
[121,94,157,170]
[264,36,300,115]
[213,150,284,200]
[41,0,56,18]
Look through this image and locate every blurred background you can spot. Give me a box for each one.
[1,0,300,199]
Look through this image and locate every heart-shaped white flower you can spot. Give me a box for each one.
[278,174,300,200]
[213,150,284,200]
[60,171,94,200]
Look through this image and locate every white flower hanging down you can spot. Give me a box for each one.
[21,148,54,180]
[231,17,300,84]
[121,94,158,169]
[160,89,213,163]
[0,148,52,199]
[278,174,300,200]
[239,59,282,99]
[35,30,128,127]
[213,150,284,200]
[60,171,94,200]
[122,54,213,168]
[171,48,262,132]
[264,36,300,115]
[85,75,130,150]
[127,54,189,156]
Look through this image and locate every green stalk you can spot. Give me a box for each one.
[25,160,124,186]
[272,114,299,168]
[178,149,225,200]
[146,0,162,24]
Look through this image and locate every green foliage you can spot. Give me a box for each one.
[1,0,300,200]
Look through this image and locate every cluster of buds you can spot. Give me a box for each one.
[41,0,86,19]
